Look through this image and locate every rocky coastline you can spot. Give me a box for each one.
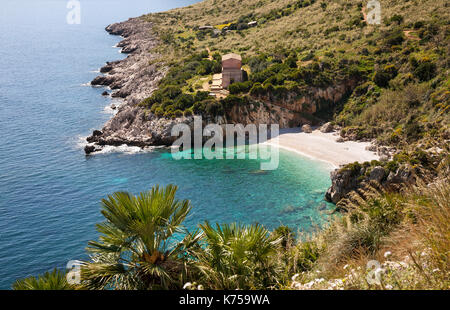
[84,18,365,156]
[84,16,412,207]
[85,17,183,154]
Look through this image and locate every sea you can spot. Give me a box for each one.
[0,0,333,289]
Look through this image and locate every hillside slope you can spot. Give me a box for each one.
[87,0,449,204]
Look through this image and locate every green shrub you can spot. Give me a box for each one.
[296,241,321,272]
[414,61,437,81]
[229,81,254,94]
[205,101,222,116]
[174,109,183,117]
[183,108,193,117]
[272,225,295,249]
[155,107,164,117]
[389,14,404,25]
[373,65,398,87]
[249,82,265,96]
[384,29,404,47]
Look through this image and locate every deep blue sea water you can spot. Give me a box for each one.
[0,0,332,289]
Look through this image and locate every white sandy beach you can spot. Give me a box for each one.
[264,128,379,169]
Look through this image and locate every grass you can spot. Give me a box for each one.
[139,0,448,150]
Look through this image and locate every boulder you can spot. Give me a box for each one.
[92,130,103,137]
[121,44,138,54]
[325,169,359,204]
[102,91,109,96]
[387,167,414,184]
[369,166,386,182]
[100,64,113,73]
[91,75,114,86]
[320,122,334,133]
[302,124,313,133]
[365,144,378,152]
[380,155,390,162]
[377,146,389,156]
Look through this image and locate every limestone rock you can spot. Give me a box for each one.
[325,169,358,204]
[369,166,386,182]
[84,145,101,155]
[320,122,334,133]
[302,124,313,133]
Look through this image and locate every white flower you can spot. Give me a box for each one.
[305,281,315,289]
[197,284,204,290]
[385,284,393,290]
[291,273,300,282]
[432,268,440,273]
[183,282,192,289]
[343,264,349,270]
[292,282,302,289]
[384,251,392,258]
[315,278,325,283]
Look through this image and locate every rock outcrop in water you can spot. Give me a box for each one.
[86,17,183,151]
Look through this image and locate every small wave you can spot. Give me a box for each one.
[75,135,89,149]
[103,105,116,114]
[74,135,161,156]
[102,99,124,114]
[81,82,91,87]
[96,144,159,155]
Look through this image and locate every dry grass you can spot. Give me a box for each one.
[143,0,449,61]
[289,174,450,290]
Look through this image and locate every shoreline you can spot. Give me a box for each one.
[263,128,380,169]
[86,19,380,170]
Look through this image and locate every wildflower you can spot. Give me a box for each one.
[385,284,393,290]
[343,264,349,270]
[183,282,192,289]
[316,278,325,283]
[384,251,392,258]
[291,273,300,282]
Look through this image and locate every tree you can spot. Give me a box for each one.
[193,222,281,289]
[13,268,74,290]
[80,185,201,290]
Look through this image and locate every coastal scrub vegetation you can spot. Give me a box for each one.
[15,0,449,291]
[14,179,449,290]
[137,0,448,163]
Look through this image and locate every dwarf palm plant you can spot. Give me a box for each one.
[194,222,282,289]
[81,185,201,290]
[13,268,74,290]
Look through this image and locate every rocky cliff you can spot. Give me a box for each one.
[85,18,175,153]
[86,16,417,208]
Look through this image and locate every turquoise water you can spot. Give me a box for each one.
[0,0,332,289]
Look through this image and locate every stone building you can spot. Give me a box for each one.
[221,53,243,88]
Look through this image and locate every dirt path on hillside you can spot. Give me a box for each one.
[206,47,213,60]
[362,7,368,24]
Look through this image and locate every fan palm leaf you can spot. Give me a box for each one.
[81,184,196,290]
